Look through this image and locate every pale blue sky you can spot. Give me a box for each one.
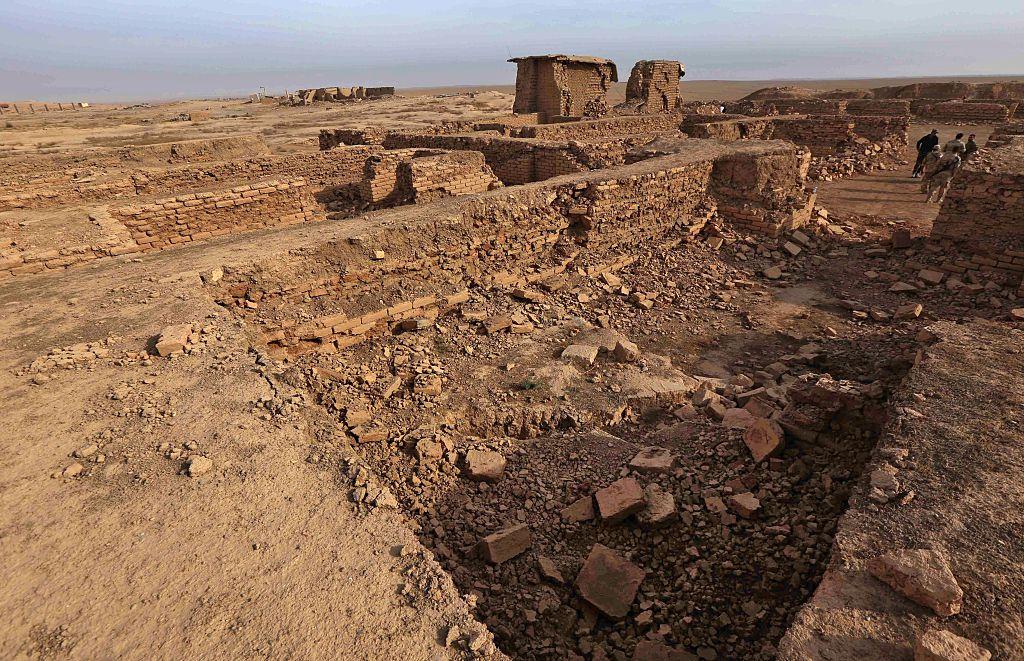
[2,0,1022,101]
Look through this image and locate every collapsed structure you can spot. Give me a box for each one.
[508,54,619,121]
[623,60,686,113]
[290,85,394,105]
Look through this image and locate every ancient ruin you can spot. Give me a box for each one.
[623,60,685,113]
[509,54,618,121]
[2,51,1023,661]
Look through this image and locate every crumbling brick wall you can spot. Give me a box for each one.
[512,114,682,140]
[0,146,381,212]
[509,56,617,122]
[844,99,911,117]
[212,141,813,356]
[932,140,1024,259]
[723,99,847,116]
[360,149,499,206]
[624,60,683,113]
[111,178,321,251]
[915,101,1011,123]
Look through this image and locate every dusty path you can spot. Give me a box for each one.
[0,216,495,659]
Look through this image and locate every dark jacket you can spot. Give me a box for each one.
[917,133,939,154]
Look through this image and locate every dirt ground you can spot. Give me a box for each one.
[1,84,1020,660]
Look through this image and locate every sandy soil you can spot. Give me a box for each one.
[0,85,1019,660]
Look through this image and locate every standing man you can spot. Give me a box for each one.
[963,134,979,161]
[913,129,940,177]
[920,145,943,196]
[925,151,962,204]
[943,132,966,155]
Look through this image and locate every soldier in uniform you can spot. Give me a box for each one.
[919,146,943,196]
[963,134,979,161]
[943,132,966,155]
[924,151,962,203]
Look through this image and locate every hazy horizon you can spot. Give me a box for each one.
[3,0,1023,103]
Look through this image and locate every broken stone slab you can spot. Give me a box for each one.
[782,241,802,257]
[561,344,599,368]
[918,269,945,285]
[867,549,963,616]
[613,339,641,363]
[481,315,513,335]
[891,229,913,249]
[915,629,991,661]
[561,495,595,522]
[463,449,506,483]
[763,266,783,280]
[575,543,645,618]
[727,492,761,518]
[154,324,193,356]
[638,484,676,528]
[595,477,645,523]
[721,406,755,429]
[537,556,564,585]
[480,523,531,564]
[743,417,785,462]
[890,281,919,293]
[895,303,924,320]
[628,446,675,474]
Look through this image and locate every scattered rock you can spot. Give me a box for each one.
[537,556,565,584]
[561,495,595,522]
[595,477,645,523]
[561,344,599,368]
[185,455,213,477]
[480,523,531,564]
[154,324,193,356]
[895,303,924,320]
[727,492,761,518]
[868,549,963,616]
[62,462,84,478]
[575,543,646,618]
[638,484,676,527]
[463,449,506,483]
[628,446,675,474]
[743,418,784,462]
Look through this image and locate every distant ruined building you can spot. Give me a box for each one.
[508,54,618,122]
[624,60,685,113]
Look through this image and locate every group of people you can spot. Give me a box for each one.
[911,129,979,203]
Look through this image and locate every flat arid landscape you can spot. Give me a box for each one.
[3,24,1024,661]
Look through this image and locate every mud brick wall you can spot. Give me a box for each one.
[624,60,682,113]
[511,58,615,121]
[916,101,1011,123]
[844,99,911,117]
[406,152,500,203]
[112,178,321,251]
[0,146,380,212]
[845,115,910,145]
[213,141,811,355]
[723,99,847,116]
[319,127,390,149]
[512,114,682,140]
[361,149,498,206]
[932,148,1024,256]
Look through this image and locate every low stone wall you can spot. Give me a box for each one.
[111,178,321,253]
[511,114,683,140]
[844,99,912,117]
[723,99,847,116]
[361,149,499,206]
[915,101,1011,123]
[212,140,811,356]
[931,139,1024,262]
[0,145,380,212]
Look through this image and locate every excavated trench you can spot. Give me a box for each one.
[217,232,915,660]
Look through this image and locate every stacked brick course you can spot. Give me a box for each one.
[914,101,1011,123]
[112,178,321,252]
[844,99,912,116]
[360,149,499,206]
